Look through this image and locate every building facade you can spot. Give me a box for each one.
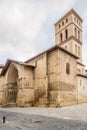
[0,9,87,107]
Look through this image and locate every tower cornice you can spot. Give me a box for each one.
[54,9,83,26]
[58,36,82,46]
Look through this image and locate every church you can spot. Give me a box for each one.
[0,9,87,107]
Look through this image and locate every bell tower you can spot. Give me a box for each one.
[54,9,83,62]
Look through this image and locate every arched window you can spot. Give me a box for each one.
[75,44,77,54]
[78,30,80,39]
[66,18,68,23]
[77,69,80,73]
[66,63,70,74]
[60,33,62,42]
[59,24,61,29]
[65,29,68,39]
[62,21,64,26]
[75,28,77,37]
[78,46,80,56]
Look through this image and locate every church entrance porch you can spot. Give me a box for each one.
[6,63,18,104]
[0,59,35,107]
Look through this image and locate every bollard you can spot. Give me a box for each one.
[3,116,6,123]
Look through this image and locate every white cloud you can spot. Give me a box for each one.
[0,0,75,63]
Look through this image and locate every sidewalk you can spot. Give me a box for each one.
[0,104,87,130]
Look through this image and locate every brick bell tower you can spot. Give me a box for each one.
[54,9,83,63]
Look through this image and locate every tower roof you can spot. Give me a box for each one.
[54,9,83,26]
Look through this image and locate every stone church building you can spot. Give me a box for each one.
[0,9,87,107]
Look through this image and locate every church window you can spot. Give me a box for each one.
[78,69,80,73]
[66,18,68,23]
[66,63,70,74]
[78,30,80,39]
[59,24,61,28]
[60,33,63,42]
[62,21,64,26]
[75,28,77,37]
[75,44,77,54]
[65,29,68,39]
[78,46,80,56]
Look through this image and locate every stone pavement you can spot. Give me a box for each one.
[0,104,87,129]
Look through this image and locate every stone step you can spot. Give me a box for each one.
[1,103,16,108]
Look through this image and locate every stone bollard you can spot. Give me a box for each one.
[3,116,6,123]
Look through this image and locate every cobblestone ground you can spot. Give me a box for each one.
[0,104,87,130]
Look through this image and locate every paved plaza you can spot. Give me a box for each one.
[0,104,87,129]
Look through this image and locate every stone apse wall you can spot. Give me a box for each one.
[57,49,77,106]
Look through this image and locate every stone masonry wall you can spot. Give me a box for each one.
[27,53,48,107]
[57,49,77,106]
[47,50,58,107]
[77,76,87,103]
[16,65,34,107]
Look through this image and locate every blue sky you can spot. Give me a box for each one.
[0,0,87,66]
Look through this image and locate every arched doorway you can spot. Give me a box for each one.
[7,63,18,103]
